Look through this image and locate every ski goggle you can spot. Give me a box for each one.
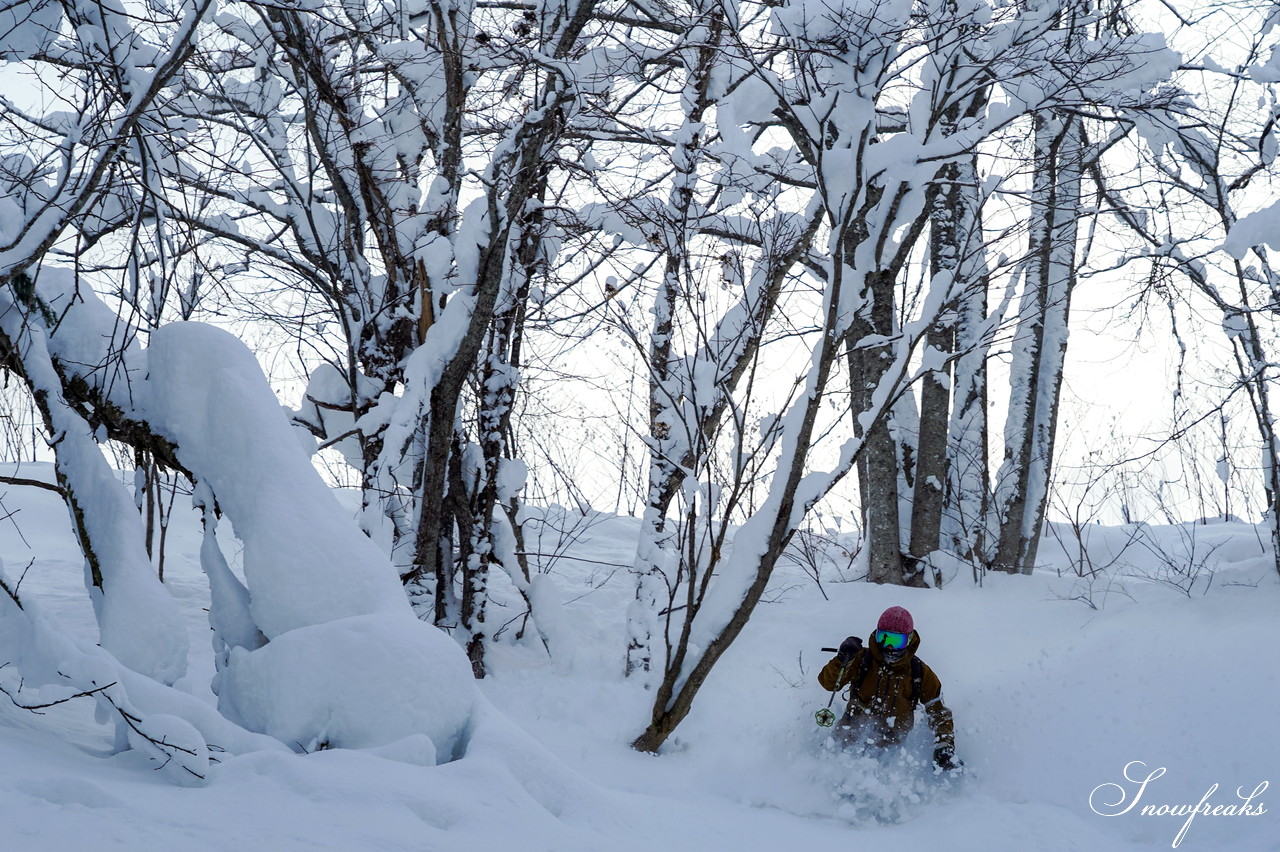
[875,629,911,650]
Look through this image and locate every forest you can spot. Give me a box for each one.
[0,0,1277,840]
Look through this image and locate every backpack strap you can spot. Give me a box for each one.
[910,656,924,707]
[845,648,876,699]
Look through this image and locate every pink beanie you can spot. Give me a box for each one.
[877,606,914,634]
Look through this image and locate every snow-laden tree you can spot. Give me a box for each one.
[135,0,645,675]
[827,0,1182,582]
[0,0,267,776]
[0,266,486,772]
[0,0,528,775]
[1,0,1260,773]
[593,0,1184,749]
[1098,1,1280,578]
[0,0,220,683]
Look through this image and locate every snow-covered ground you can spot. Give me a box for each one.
[0,465,1275,851]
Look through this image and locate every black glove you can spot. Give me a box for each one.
[837,635,862,663]
[933,746,963,772]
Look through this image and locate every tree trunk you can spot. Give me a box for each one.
[908,160,965,579]
[993,112,1083,574]
[625,10,724,679]
[634,280,851,750]
[942,154,992,575]
[467,204,542,677]
[849,270,912,585]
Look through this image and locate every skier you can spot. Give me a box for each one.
[818,605,961,772]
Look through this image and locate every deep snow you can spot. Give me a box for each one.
[0,465,1276,851]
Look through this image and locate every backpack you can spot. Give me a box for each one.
[846,650,924,707]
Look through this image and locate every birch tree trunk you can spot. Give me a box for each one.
[624,6,723,679]
[993,112,1084,574]
[941,154,993,574]
[466,200,543,676]
[909,144,965,579]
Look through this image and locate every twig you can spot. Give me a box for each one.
[0,475,65,496]
[515,551,631,569]
[0,679,116,713]
[106,696,205,778]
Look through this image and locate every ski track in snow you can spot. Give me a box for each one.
[0,468,1276,851]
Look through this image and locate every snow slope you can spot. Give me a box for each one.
[0,471,1276,851]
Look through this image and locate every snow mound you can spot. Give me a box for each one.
[217,613,477,757]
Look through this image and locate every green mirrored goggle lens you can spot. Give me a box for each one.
[875,629,910,650]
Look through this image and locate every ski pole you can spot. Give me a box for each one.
[815,647,849,727]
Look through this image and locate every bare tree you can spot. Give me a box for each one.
[152,0,639,674]
[1097,3,1280,577]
